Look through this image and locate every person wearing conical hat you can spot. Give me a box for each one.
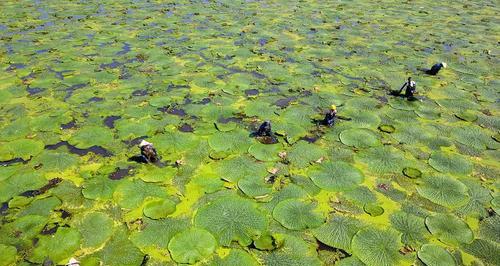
[322,104,337,126]
[397,77,417,99]
[139,140,159,163]
[425,62,447,75]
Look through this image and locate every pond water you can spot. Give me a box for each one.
[0,1,498,265]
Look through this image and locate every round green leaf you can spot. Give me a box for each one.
[194,196,267,246]
[312,215,362,252]
[208,130,252,153]
[0,244,17,266]
[363,203,384,216]
[273,199,324,230]
[287,141,326,168]
[403,167,422,179]
[0,139,44,161]
[462,239,500,266]
[418,244,456,266]
[389,212,429,246]
[248,143,281,162]
[428,151,473,175]
[416,175,469,208]
[238,177,272,198]
[351,227,403,266]
[339,128,380,148]
[69,126,114,149]
[168,228,217,264]
[209,249,259,266]
[143,198,176,219]
[308,161,364,191]
[215,156,267,182]
[355,146,407,174]
[425,214,473,246]
[77,212,113,249]
[30,227,81,263]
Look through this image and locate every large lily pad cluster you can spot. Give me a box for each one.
[0,0,498,265]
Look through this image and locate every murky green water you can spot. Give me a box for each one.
[0,0,498,265]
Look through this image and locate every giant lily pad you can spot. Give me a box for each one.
[272,199,324,230]
[462,239,500,266]
[248,143,282,162]
[428,151,473,175]
[339,128,380,148]
[287,141,326,168]
[208,130,252,153]
[312,215,363,252]
[30,227,81,263]
[0,139,44,161]
[194,196,267,246]
[417,244,456,266]
[351,227,403,266]
[416,175,469,208]
[0,244,17,266]
[168,228,217,264]
[355,146,407,174]
[77,212,114,249]
[143,198,176,219]
[308,161,364,191]
[425,213,473,246]
[389,211,429,246]
[68,126,114,149]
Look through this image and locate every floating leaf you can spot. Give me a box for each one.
[479,215,500,243]
[272,199,324,230]
[77,212,113,249]
[113,179,169,209]
[215,156,267,182]
[130,218,189,252]
[143,198,176,219]
[428,151,472,175]
[238,177,272,198]
[208,130,252,153]
[363,203,384,216]
[194,196,267,246]
[339,128,380,148]
[32,150,79,172]
[402,167,422,179]
[248,143,282,162]
[417,244,456,266]
[425,213,473,246]
[0,139,44,161]
[30,227,81,263]
[312,215,363,252]
[168,228,217,264]
[416,175,469,208]
[69,126,114,149]
[96,227,144,266]
[0,244,17,266]
[287,141,326,168]
[462,239,500,266]
[355,146,407,174]
[308,161,364,191]
[389,211,428,246]
[351,227,403,266]
[209,249,259,266]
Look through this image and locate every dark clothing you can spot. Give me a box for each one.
[425,63,444,75]
[257,121,272,137]
[398,80,416,98]
[323,109,337,126]
[141,145,159,163]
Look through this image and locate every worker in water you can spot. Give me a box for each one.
[322,105,337,126]
[397,77,417,99]
[257,120,272,137]
[139,140,159,163]
[424,62,447,75]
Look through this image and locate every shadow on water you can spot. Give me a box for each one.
[45,141,113,157]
